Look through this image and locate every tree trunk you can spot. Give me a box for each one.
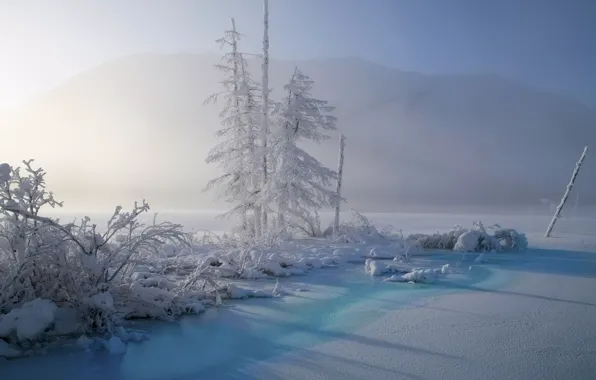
[260,0,270,234]
[545,146,588,237]
[333,134,346,239]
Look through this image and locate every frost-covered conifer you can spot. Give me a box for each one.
[204,18,262,237]
[267,67,338,234]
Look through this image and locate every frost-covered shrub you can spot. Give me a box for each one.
[406,225,467,250]
[0,160,213,348]
[493,228,528,251]
[406,221,527,253]
[333,209,395,244]
[293,210,324,238]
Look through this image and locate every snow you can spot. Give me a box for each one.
[1,212,595,380]
[454,230,484,252]
[86,292,115,311]
[0,340,21,358]
[0,299,57,341]
[102,336,127,355]
[75,335,94,349]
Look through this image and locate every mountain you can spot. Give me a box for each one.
[5,53,596,212]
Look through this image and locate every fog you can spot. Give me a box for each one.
[1,1,595,214]
[1,53,594,213]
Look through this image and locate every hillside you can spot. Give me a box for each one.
[5,53,596,211]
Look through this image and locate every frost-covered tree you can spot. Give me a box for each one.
[204,18,262,237]
[266,67,339,234]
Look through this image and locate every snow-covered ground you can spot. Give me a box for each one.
[1,212,595,380]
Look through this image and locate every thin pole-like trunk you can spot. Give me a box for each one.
[229,18,250,229]
[545,146,588,237]
[333,134,346,239]
[260,0,270,234]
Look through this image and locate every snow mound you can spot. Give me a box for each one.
[364,259,410,276]
[102,336,127,355]
[76,335,94,349]
[384,264,450,284]
[0,339,21,358]
[407,222,527,253]
[0,299,57,341]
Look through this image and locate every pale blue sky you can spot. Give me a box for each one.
[1,0,594,108]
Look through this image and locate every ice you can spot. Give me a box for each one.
[1,212,595,380]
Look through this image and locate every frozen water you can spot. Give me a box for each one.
[0,250,500,379]
[1,212,595,380]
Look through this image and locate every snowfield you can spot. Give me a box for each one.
[1,211,595,380]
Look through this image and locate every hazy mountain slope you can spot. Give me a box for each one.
[5,53,596,211]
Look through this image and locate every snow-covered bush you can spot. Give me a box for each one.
[492,228,528,251]
[406,225,467,250]
[0,160,214,349]
[333,209,396,244]
[406,221,527,253]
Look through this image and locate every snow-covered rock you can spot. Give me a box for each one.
[76,335,94,349]
[0,299,58,341]
[0,339,22,358]
[102,336,127,355]
[441,264,450,274]
[186,302,206,314]
[383,264,450,284]
[365,259,387,276]
[365,259,410,276]
[367,247,395,259]
[321,257,335,266]
[260,262,291,277]
[227,284,250,299]
[307,258,323,269]
[52,307,81,336]
[454,231,483,252]
[252,290,273,298]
